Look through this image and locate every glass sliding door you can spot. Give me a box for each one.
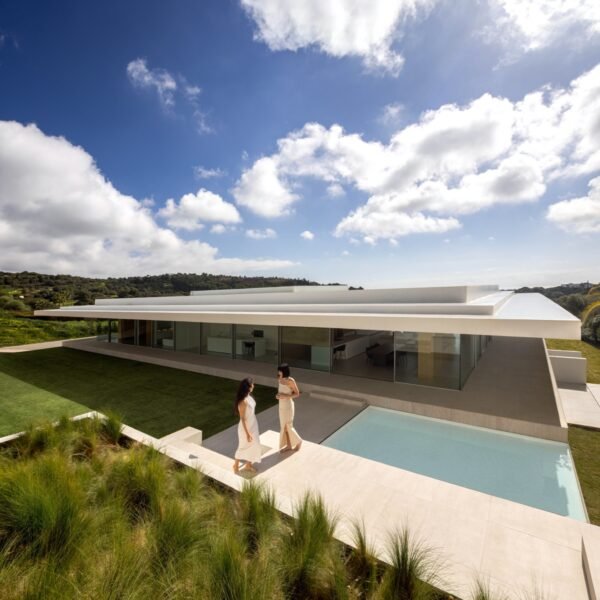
[332,329,394,381]
[153,321,175,350]
[137,320,153,347]
[280,327,331,372]
[234,324,278,363]
[201,323,233,356]
[118,320,136,345]
[395,331,461,389]
[459,334,478,388]
[175,322,201,353]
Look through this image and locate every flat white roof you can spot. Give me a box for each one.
[34,285,581,339]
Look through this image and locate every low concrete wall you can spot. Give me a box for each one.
[549,351,588,385]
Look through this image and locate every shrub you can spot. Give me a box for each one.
[0,453,89,562]
[375,527,444,600]
[104,446,167,521]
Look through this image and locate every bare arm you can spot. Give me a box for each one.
[286,378,300,399]
[238,400,253,442]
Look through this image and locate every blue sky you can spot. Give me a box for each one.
[0,0,599,288]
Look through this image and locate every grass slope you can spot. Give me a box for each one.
[545,338,600,383]
[0,311,103,347]
[0,348,277,438]
[569,426,600,526]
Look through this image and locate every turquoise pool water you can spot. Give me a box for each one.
[323,407,587,521]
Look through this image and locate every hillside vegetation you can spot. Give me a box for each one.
[0,271,320,311]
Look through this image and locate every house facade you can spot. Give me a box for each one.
[35,284,580,392]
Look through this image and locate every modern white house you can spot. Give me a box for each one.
[35,284,579,378]
[35,284,580,436]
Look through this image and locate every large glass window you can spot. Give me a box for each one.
[281,327,330,371]
[137,320,153,347]
[153,321,174,350]
[118,320,135,345]
[175,322,201,353]
[234,324,278,363]
[332,329,394,381]
[459,334,478,387]
[395,332,461,389]
[201,323,233,356]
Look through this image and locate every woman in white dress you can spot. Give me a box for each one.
[276,363,302,452]
[233,377,261,473]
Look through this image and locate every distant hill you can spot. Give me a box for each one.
[0,271,322,311]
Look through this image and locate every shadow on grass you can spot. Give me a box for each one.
[0,348,278,439]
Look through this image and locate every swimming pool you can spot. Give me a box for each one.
[323,407,587,521]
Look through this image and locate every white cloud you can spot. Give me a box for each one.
[379,102,404,125]
[233,63,600,241]
[194,165,226,179]
[233,156,299,217]
[547,176,600,233]
[341,250,350,256]
[240,0,437,76]
[300,230,314,240]
[490,0,600,52]
[158,189,241,231]
[126,58,212,134]
[126,58,177,109]
[246,228,277,239]
[0,121,293,276]
[210,224,227,234]
[326,183,345,198]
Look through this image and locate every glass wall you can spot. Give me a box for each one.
[234,324,278,363]
[153,321,175,350]
[118,320,136,345]
[281,326,330,371]
[395,332,461,389]
[111,319,490,391]
[137,320,153,347]
[201,323,233,356]
[175,322,201,353]
[331,329,394,381]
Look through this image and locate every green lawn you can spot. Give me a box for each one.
[546,338,600,383]
[569,426,600,526]
[0,311,106,347]
[0,348,278,439]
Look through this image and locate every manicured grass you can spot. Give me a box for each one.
[0,348,278,438]
[569,426,600,526]
[0,311,105,347]
[546,338,600,383]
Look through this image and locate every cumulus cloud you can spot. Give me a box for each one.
[0,121,293,276]
[233,156,299,217]
[232,63,600,241]
[240,0,436,76]
[157,189,241,231]
[194,165,226,179]
[300,230,314,240]
[246,228,277,239]
[547,176,600,233]
[490,0,600,52]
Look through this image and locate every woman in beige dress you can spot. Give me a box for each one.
[233,377,261,473]
[276,363,302,452]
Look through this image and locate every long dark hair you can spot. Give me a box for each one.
[234,377,254,415]
[278,363,290,378]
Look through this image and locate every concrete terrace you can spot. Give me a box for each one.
[64,335,567,441]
